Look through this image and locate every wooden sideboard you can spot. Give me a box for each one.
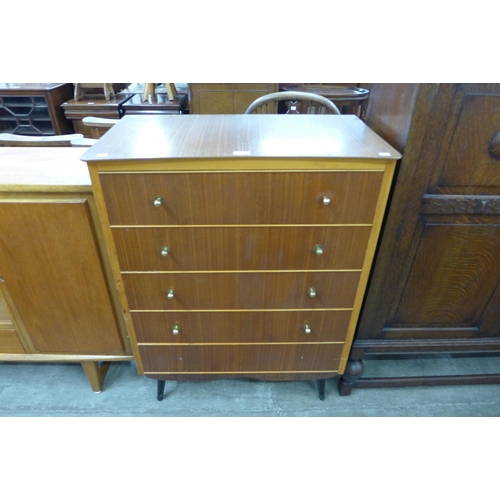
[338,83,500,394]
[0,83,74,135]
[82,114,399,400]
[188,83,279,114]
[0,148,132,391]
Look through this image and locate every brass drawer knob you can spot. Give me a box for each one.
[167,288,176,299]
[313,244,324,255]
[322,195,331,205]
[172,324,180,335]
[308,287,317,298]
[160,246,170,257]
[153,196,163,207]
[303,323,312,335]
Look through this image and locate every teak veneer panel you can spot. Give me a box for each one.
[123,271,361,311]
[113,225,372,272]
[0,329,25,353]
[139,344,344,374]
[100,170,384,226]
[0,198,124,354]
[132,310,352,344]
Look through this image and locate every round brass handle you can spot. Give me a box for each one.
[172,324,180,335]
[303,324,312,335]
[322,195,331,205]
[313,245,324,255]
[160,246,170,257]
[167,288,176,299]
[308,287,317,298]
[153,196,163,207]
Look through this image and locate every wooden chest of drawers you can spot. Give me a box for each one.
[82,114,400,399]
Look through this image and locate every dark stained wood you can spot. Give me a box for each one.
[0,198,125,354]
[339,83,500,393]
[139,343,343,373]
[122,93,188,115]
[123,271,361,311]
[353,374,500,389]
[132,310,352,343]
[80,114,401,162]
[100,171,384,226]
[113,225,372,271]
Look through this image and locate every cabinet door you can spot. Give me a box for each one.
[0,196,125,354]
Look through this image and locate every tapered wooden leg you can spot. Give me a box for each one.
[81,361,111,393]
[157,380,166,401]
[317,379,326,400]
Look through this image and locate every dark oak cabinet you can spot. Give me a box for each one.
[339,83,500,394]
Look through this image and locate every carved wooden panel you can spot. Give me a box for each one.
[392,217,500,332]
[439,93,500,188]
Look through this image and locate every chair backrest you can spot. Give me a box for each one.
[245,91,341,115]
[0,133,87,147]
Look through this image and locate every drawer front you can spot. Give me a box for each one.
[100,171,384,226]
[0,329,25,353]
[132,310,352,343]
[113,226,372,272]
[139,344,344,373]
[124,271,360,310]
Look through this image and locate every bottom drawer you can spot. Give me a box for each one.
[139,344,343,374]
[0,329,26,353]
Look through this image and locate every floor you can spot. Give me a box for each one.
[1,354,499,416]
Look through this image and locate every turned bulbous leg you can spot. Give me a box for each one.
[338,358,364,396]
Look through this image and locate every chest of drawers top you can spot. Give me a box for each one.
[80,114,401,164]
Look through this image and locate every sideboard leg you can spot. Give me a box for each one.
[157,380,166,401]
[338,357,364,397]
[81,361,110,393]
[316,379,326,400]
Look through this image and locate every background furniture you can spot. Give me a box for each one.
[62,93,132,138]
[281,85,369,116]
[338,83,500,394]
[82,114,399,401]
[0,132,85,146]
[188,83,279,114]
[0,148,132,392]
[0,83,74,135]
[245,91,340,115]
[122,93,188,115]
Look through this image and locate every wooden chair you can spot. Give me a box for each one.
[0,133,96,147]
[82,117,120,139]
[245,91,341,115]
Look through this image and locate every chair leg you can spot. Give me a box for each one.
[317,379,326,401]
[157,380,166,401]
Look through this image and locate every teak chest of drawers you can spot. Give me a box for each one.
[82,114,400,400]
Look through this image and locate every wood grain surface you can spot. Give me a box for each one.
[101,171,384,226]
[113,225,371,271]
[123,271,360,311]
[132,310,351,343]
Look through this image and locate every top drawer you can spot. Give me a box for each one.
[100,171,384,226]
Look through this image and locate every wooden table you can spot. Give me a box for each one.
[82,114,400,401]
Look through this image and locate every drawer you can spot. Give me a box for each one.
[139,344,344,373]
[123,271,360,310]
[132,310,352,343]
[113,225,372,271]
[0,329,25,353]
[100,171,384,226]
